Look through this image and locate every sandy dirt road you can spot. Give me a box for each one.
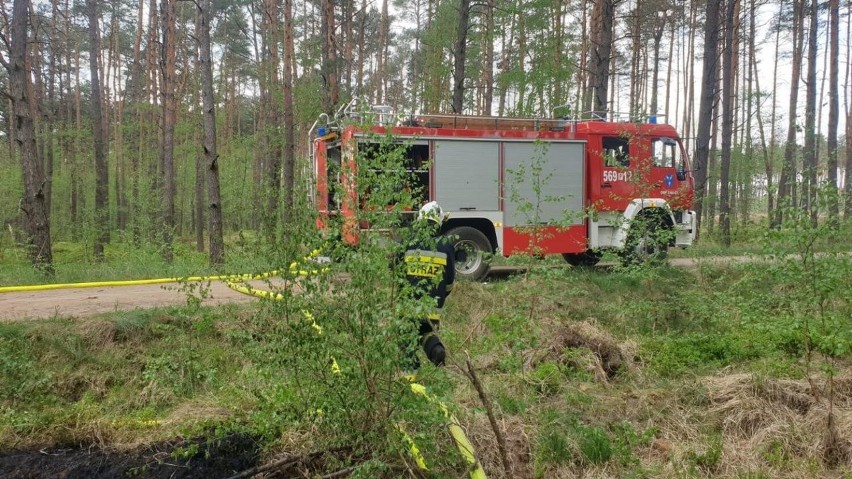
[0,279,294,322]
[0,256,752,322]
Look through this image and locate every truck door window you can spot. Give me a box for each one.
[602,137,630,167]
[652,137,679,168]
[326,143,341,211]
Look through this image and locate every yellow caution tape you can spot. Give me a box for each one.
[0,247,328,294]
[406,379,487,479]
[397,424,429,470]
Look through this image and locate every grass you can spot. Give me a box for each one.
[1,245,851,477]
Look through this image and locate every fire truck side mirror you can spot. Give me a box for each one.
[676,163,688,182]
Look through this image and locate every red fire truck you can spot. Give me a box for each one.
[310,100,696,280]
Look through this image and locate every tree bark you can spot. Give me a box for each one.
[357,0,366,95]
[682,0,698,149]
[650,7,666,117]
[846,0,852,220]
[321,0,339,112]
[87,0,109,261]
[451,0,471,113]
[802,0,818,225]
[693,0,721,238]
[282,0,296,226]
[261,0,282,233]
[719,0,737,247]
[3,0,53,273]
[160,0,177,262]
[44,3,58,220]
[481,0,494,115]
[375,0,389,104]
[774,0,805,227]
[750,0,773,220]
[628,0,642,116]
[826,0,840,225]
[586,0,616,116]
[197,0,224,265]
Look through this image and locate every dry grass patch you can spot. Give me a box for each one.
[531,320,635,381]
[76,319,118,350]
[707,371,852,472]
[465,414,532,479]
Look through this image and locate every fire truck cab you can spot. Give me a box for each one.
[310,101,696,280]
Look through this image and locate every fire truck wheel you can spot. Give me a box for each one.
[622,221,670,265]
[562,250,602,267]
[445,226,492,281]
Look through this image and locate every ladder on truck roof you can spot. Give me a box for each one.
[309,97,671,140]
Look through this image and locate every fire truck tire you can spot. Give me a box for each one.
[445,226,492,281]
[562,250,602,267]
[621,220,670,265]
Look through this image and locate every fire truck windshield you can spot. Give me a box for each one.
[651,137,680,168]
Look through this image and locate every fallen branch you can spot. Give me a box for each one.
[465,354,511,478]
[320,465,358,478]
[224,447,349,479]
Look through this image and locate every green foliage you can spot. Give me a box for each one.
[644,331,767,378]
[495,0,577,116]
[0,325,53,403]
[530,361,562,396]
[533,409,655,476]
[575,424,613,465]
[533,409,576,474]
[685,433,724,473]
[749,192,852,375]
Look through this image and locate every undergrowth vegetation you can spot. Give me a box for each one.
[2,140,851,477]
[2,241,851,477]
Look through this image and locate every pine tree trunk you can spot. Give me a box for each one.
[4,0,53,273]
[586,0,615,116]
[846,0,852,219]
[357,0,366,95]
[682,0,697,149]
[321,0,339,112]
[160,0,177,262]
[802,0,818,225]
[719,0,736,247]
[707,60,722,232]
[341,0,352,90]
[628,1,641,116]
[451,0,471,113]
[73,42,83,240]
[282,0,296,226]
[650,12,665,117]
[693,0,721,238]
[262,0,281,232]
[750,0,773,220]
[826,0,840,225]
[145,0,160,240]
[775,0,805,227]
[577,1,588,114]
[375,0,389,104]
[44,4,58,221]
[251,4,265,231]
[112,11,126,233]
[481,0,494,115]
[197,0,224,265]
[664,17,675,121]
[88,0,109,261]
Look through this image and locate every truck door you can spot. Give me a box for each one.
[589,135,636,213]
[648,137,692,207]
